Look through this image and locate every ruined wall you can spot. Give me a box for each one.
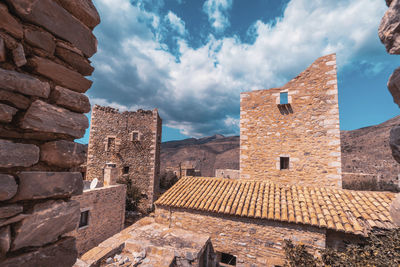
[86,105,162,210]
[68,184,126,256]
[240,54,342,187]
[155,207,326,267]
[215,169,240,179]
[0,0,98,265]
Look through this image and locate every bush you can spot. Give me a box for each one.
[117,177,142,211]
[284,228,400,267]
[160,171,178,190]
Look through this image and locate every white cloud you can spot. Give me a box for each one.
[203,0,233,32]
[90,0,390,137]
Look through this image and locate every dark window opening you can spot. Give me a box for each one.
[280,92,288,104]
[107,137,115,151]
[131,132,139,141]
[123,166,129,174]
[219,252,236,266]
[79,210,89,228]
[280,157,289,170]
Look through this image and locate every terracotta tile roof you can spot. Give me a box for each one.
[155,177,397,236]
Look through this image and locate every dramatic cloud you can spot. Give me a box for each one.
[89,0,389,138]
[202,0,233,32]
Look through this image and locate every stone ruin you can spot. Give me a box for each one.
[0,0,99,265]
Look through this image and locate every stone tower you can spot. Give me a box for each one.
[86,105,162,210]
[240,54,342,187]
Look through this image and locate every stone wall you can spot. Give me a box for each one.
[154,207,326,267]
[86,105,162,210]
[0,0,98,265]
[240,54,342,187]
[215,169,240,179]
[68,184,126,256]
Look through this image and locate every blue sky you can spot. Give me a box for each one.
[77,0,399,144]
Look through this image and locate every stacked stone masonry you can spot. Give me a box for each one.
[68,184,127,256]
[240,54,342,187]
[86,105,162,211]
[0,0,99,266]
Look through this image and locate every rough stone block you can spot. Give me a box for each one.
[51,86,91,113]
[0,226,10,255]
[55,45,94,76]
[388,67,400,108]
[24,29,55,54]
[6,0,97,57]
[0,68,50,98]
[0,140,39,168]
[12,200,80,250]
[2,237,77,267]
[0,89,30,109]
[0,214,27,228]
[0,103,17,123]
[40,140,87,168]
[390,193,400,226]
[12,172,83,201]
[29,56,92,93]
[0,36,5,62]
[0,204,23,219]
[12,43,26,67]
[390,125,400,163]
[379,0,400,54]
[0,3,23,39]
[55,0,100,29]
[21,100,89,138]
[0,174,18,201]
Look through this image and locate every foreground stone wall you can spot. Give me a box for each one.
[240,54,342,187]
[86,105,162,210]
[0,0,99,265]
[68,184,126,256]
[154,207,326,267]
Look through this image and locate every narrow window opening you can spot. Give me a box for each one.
[130,131,140,141]
[106,137,115,151]
[123,166,130,174]
[280,92,288,105]
[218,252,236,266]
[79,210,89,228]
[280,157,289,170]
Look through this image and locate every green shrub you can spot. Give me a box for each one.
[117,177,142,211]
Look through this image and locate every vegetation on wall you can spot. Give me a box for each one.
[117,177,142,211]
[284,228,400,267]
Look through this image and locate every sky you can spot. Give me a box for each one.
[77,0,399,144]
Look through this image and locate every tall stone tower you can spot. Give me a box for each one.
[240,54,342,187]
[86,105,162,210]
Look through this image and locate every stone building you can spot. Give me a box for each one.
[240,54,342,187]
[86,105,162,210]
[0,0,98,266]
[68,183,126,256]
[154,176,396,266]
[215,169,240,179]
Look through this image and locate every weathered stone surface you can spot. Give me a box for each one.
[0,174,18,201]
[6,0,97,57]
[390,125,400,163]
[390,194,400,226]
[12,200,80,250]
[379,0,400,54]
[0,37,5,62]
[0,226,10,255]
[12,172,83,201]
[0,103,17,123]
[51,86,91,113]
[388,67,400,107]
[24,29,55,54]
[29,56,92,93]
[0,89,30,109]
[0,214,27,228]
[21,100,89,138]
[0,68,50,98]
[41,140,87,168]
[0,204,23,219]
[0,140,39,168]
[55,46,94,76]
[55,0,100,29]
[12,43,26,67]
[0,3,23,39]
[2,237,77,267]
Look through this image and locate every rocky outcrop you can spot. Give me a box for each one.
[379,0,400,54]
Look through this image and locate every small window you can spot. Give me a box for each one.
[123,166,129,174]
[130,131,140,142]
[79,210,89,228]
[106,137,115,151]
[280,92,288,104]
[219,252,236,266]
[280,157,289,170]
